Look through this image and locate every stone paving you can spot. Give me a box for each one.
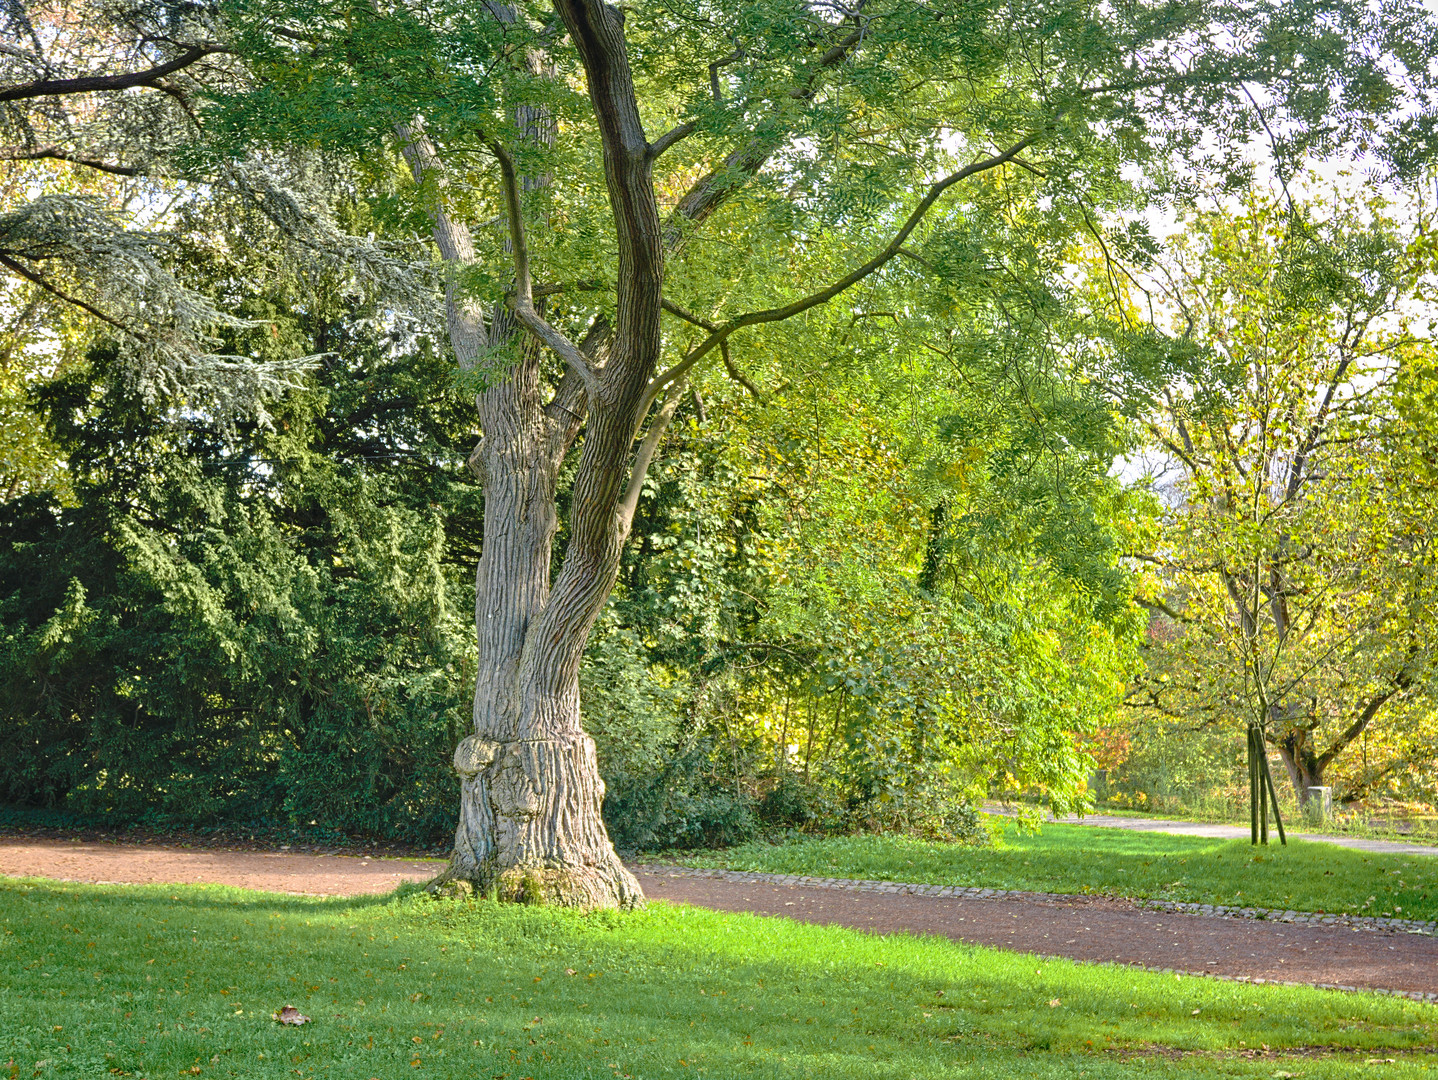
[637,863,1438,937]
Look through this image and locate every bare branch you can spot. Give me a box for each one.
[642,131,1041,413]
[1134,594,1190,623]
[0,45,225,103]
[0,145,140,177]
[710,46,744,103]
[660,296,717,331]
[720,339,764,401]
[0,252,131,332]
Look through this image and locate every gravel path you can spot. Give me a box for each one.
[3,837,1435,1001]
[634,867,1438,1002]
[0,837,441,896]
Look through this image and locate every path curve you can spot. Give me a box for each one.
[2,837,1435,1000]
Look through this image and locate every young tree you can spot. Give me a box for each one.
[193,0,1438,903]
[1121,190,1438,809]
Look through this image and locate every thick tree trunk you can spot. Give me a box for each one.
[435,354,643,907]
[421,0,864,908]
[1275,727,1324,805]
[428,0,662,909]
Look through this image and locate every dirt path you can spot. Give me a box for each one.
[0,837,440,895]
[3,837,1434,1000]
[634,869,1438,1000]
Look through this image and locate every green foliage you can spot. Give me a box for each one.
[14,0,1436,852]
[1107,186,1438,806]
[0,304,480,839]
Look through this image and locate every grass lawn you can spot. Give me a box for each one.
[1017,802,1438,847]
[680,822,1438,921]
[1,879,1436,1079]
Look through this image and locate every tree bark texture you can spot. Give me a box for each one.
[416,0,875,907]
[425,0,668,908]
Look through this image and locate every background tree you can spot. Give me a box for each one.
[0,272,482,836]
[0,0,435,417]
[1116,188,1438,809]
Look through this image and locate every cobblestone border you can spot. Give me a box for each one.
[634,864,1438,1004]
[633,864,1437,937]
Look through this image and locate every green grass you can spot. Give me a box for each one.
[680,822,1438,921]
[1,879,1436,1079]
[1027,799,1438,846]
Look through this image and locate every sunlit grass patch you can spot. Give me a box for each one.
[1,877,1436,1078]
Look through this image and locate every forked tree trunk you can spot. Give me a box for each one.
[440,373,652,907]
[416,0,877,907]
[426,0,663,908]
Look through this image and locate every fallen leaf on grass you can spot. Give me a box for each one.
[272,1006,310,1026]
[1048,999,1061,1008]
[565,969,576,976]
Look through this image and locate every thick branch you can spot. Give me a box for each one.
[660,296,717,332]
[663,24,866,245]
[642,132,1040,413]
[648,120,697,159]
[733,133,1039,326]
[1314,661,1416,773]
[0,45,224,102]
[616,378,685,531]
[396,120,490,368]
[555,0,663,387]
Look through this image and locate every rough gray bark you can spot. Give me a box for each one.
[412,0,1022,908]
[416,0,764,908]
[413,0,663,907]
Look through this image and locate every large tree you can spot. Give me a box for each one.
[211,0,1435,906]
[1120,190,1438,807]
[22,0,1430,904]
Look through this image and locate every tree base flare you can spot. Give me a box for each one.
[431,732,645,910]
[427,859,643,910]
